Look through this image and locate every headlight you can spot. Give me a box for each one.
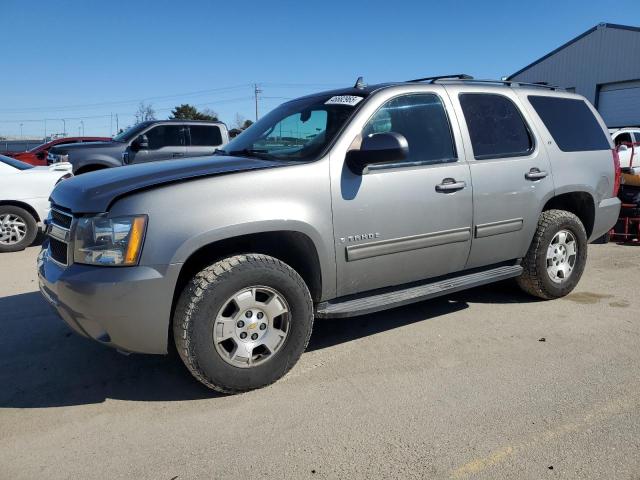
[73,215,147,266]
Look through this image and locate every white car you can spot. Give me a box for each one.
[0,155,73,252]
[611,128,640,170]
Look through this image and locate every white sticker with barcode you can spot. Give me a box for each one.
[325,95,364,106]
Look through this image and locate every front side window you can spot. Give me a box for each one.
[362,94,456,164]
[189,125,223,146]
[528,96,610,152]
[145,125,185,150]
[460,93,533,159]
[220,94,364,161]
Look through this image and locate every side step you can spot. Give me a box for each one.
[315,264,523,319]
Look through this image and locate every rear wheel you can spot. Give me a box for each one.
[517,209,587,299]
[0,205,38,253]
[173,254,314,393]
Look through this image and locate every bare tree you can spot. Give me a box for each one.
[234,113,246,129]
[136,102,156,122]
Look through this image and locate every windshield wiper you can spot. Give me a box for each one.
[225,148,274,159]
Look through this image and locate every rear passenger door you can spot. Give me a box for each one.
[186,125,225,157]
[445,87,555,268]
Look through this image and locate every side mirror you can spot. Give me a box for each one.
[36,151,46,160]
[346,132,409,174]
[617,144,628,152]
[133,134,149,150]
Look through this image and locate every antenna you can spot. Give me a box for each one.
[354,76,366,89]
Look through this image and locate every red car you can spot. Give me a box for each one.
[5,137,111,166]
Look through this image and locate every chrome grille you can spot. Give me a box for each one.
[49,237,68,265]
[47,205,73,266]
[51,208,73,229]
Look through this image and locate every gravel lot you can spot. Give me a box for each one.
[1,243,639,479]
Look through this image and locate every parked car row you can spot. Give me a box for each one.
[4,136,110,166]
[35,75,621,393]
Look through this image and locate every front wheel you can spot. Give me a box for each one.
[0,205,38,253]
[173,254,314,393]
[517,209,588,299]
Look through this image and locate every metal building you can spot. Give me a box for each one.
[507,23,640,128]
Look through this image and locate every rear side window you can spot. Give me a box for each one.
[459,93,533,159]
[528,96,610,152]
[189,125,223,146]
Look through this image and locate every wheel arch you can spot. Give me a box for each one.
[542,190,596,238]
[171,230,325,323]
[74,163,110,175]
[0,200,40,222]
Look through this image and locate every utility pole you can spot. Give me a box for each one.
[44,119,47,141]
[20,123,23,139]
[61,119,66,136]
[116,114,119,133]
[254,83,262,121]
[110,113,113,136]
[80,120,84,136]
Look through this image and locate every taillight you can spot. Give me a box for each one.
[612,148,621,196]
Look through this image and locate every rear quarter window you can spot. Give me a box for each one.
[528,96,610,152]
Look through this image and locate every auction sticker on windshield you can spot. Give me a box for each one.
[325,96,364,106]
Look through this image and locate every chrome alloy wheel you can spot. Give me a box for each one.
[213,286,290,368]
[546,229,577,284]
[0,213,27,245]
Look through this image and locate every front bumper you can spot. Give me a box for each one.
[590,196,621,241]
[37,247,182,354]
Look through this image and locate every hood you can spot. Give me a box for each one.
[50,155,286,213]
[49,141,115,153]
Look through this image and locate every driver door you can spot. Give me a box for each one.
[330,91,473,296]
[129,125,187,164]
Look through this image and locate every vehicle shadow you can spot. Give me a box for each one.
[0,280,531,408]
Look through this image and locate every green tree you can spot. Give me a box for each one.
[169,104,218,121]
[242,119,254,129]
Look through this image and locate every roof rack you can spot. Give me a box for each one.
[407,74,474,83]
[406,75,564,91]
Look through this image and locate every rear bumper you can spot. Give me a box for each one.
[37,247,182,354]
[590,196,621,241]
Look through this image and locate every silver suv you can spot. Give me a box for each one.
[38,75,621,393]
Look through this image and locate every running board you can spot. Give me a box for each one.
[315,264,523,319]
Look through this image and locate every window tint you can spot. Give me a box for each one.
[615,132,632,147]
[254,110,329,150]
[145,125,185,149]
[189,125,223,146]
[363,94,456,164]
[634,132,640,144]
[528,96,610,152]
[459,93,533,159]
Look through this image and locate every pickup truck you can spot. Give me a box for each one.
[38,75,620,393]
[47,120,229,174]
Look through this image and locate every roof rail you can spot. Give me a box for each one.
[407,74,474,83]
[459,79,565,91]
[406,75,564,91]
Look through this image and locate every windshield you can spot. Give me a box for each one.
[0,155,34,170]
[112,123,149,142]
[221,94,365,161]
[27,143,46,153]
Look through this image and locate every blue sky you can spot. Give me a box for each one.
[1,0,638,138]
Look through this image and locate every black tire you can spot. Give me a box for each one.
[517,209,588,300]
[0,205,38,253]
[173,254,313,393]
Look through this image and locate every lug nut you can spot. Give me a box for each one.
[257,312,264,319]
[259,323,266,330]
[237,320,245,328]
[240,332,247,339]
[251,333,259,340]
[245,311,252,318]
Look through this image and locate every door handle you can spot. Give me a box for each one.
[436,178,466,192]
[172,152,185,158]
[525,168,548,180]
